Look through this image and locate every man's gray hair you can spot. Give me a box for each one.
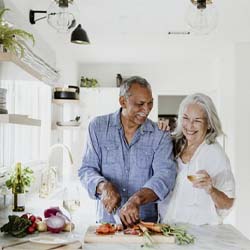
[119,76,151,98]
[175,93,224,146]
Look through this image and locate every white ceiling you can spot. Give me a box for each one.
[5,0,250,63]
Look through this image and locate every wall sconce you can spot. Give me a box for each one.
[29,0,90,44]
[186,0,218,35]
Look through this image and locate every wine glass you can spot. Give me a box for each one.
[62,183,81,239]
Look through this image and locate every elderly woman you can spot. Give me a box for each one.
[159,93,235,225]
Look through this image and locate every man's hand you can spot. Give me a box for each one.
[120,188,158,227]
[97,181,121,213]
[120,197,140,227]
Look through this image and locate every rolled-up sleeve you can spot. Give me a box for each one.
[143,132,177,201]
[78,118,106,199]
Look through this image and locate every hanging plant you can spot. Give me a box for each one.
[0,8,35,57]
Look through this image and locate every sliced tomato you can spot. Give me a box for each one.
[96,223,117,234]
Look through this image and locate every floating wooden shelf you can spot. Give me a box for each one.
[52,99,80,105]
[0,52,59,85]
[0,114,41,126]
[0,52,44,82]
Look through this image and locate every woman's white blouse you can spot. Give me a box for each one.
[159,141,235,225]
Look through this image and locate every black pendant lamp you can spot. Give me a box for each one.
[71,24,90,44]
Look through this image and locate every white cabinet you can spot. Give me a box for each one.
[80,87,120,125]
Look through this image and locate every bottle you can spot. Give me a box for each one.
[116,74,123,87]
[12,162,25,212]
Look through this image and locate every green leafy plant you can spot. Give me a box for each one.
[80,76,99,88]
[0,8,35,57]
[5,165,34,192]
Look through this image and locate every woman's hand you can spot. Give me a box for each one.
[158,120,170,131]
[192,170,214,194]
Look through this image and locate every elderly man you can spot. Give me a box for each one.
[79,76,176,226]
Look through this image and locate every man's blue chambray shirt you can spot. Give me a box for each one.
[79,109,177,223]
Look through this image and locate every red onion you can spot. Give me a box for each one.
[44,207,62,218]
[46,215,66,233]
[56,211,70,223]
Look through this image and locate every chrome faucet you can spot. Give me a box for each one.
[48,143,73,166]
[39,143,73,198]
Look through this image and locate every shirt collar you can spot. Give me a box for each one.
[111,108,154,133]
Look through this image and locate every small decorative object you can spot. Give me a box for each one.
[5,162,34,212]
[0,88,8,114]
[0,8,35,57]
[116,74,123,87]
[80,76,98,88]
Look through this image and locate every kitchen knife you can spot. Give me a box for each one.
[113,210,122,225]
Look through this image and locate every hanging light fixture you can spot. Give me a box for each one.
[29,0,90,44]
[71,24,90,44]
[47,0,78,33]
[186,0,218,35]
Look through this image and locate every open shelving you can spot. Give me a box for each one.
[0,114,41,126]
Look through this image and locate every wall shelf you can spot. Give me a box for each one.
[52,99,80,105]
[0,51,59,85]
[0,114,41,126]
[0,52,44,82]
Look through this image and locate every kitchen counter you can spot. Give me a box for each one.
[1,196,250,249]
[83,224,250,250]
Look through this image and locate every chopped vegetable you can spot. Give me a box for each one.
[96,223,117,234]
[46,215,66,233]
[63,222,75,232]
[161,224,195,245]
[44,207,62,218]
[37,221,47,232]
[0,215,31,238]
[138,223,154,247]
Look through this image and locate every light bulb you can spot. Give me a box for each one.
[186,2,218,35]
[56,11,72,28]
[47,0,79,33]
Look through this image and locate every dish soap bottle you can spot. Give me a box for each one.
[12,162,25,212]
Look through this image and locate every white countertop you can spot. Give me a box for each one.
[83,224,250,250]
[1,196,250,250]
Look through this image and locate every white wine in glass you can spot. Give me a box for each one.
[62,184,81,239]
[63,200,80,213]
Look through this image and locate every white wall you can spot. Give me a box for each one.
[233,42,250,239]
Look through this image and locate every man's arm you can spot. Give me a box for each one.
[143,132,177,201]
[78,118,121,213]
[120,131,177,226]
[78,118,106,199]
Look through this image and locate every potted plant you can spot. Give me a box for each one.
[80,76,99,88]
[0,8,35,57]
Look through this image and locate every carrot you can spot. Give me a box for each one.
[140,221,162,233]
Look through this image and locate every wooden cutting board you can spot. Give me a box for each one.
[84,226,175,244]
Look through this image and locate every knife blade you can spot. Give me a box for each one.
[113,210,122,225]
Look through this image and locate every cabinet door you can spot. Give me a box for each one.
[80,88,120,125]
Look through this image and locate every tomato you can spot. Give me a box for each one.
[29,215,36,223]
[27,226,35,234]
[96,223,117,234]
[31,222,37,229]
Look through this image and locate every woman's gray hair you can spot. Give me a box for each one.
[174,93,224,154]
[119,76,151,98]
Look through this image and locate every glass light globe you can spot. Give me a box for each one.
[186,2,218,35]
[47,0,79,33]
